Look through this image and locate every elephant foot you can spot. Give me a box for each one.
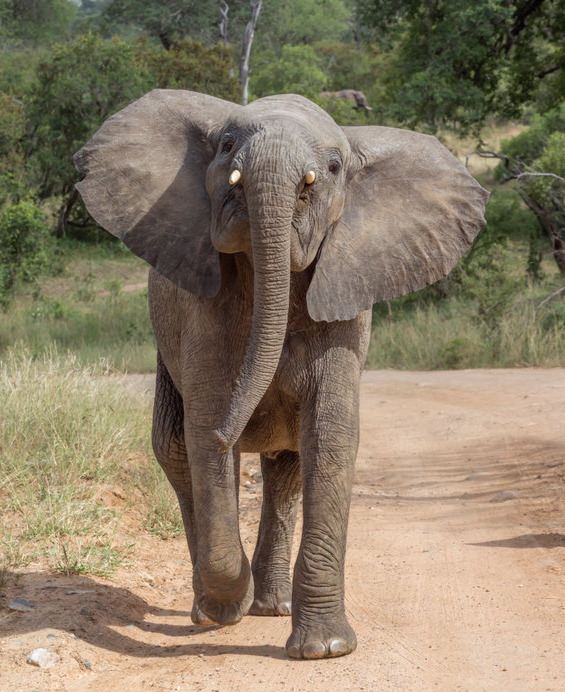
[250,573,292,616]
[191,602,215,625]
[191,578,254,626]
[249,592,292,616]
[285,617,357,659]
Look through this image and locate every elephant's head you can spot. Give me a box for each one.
[74,89,488,449]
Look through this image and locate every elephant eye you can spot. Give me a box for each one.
[222,139,235,154]
[329,161,340,174]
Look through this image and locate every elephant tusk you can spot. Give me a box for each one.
[305,170,316,185]
[229,169,241,185]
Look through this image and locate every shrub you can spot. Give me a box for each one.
[251,45,328,100]
[138,37,240,102]
[28,32,151,237]
[0,200,53,308]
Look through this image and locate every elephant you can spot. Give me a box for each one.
[74,90,488,660]
[319,89,373,118]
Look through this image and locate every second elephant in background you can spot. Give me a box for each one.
[319,89,372,118]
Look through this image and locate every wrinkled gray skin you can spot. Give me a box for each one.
[74,90,488,659]
[319,89,373,118]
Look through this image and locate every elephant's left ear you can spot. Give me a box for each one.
[307,126,489,322]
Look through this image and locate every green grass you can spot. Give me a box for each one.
[367,281,565,369]
[0,349,181,582]
[0,241,156,372]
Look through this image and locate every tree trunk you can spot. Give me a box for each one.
[239,0,262,106]
[56,188,78,239]
[219,1,229,47]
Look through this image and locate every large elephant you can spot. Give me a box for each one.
[74,90,488,660]
[319,89,373,118]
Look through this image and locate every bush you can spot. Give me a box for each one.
[0,91,27,204]
[0,200,53,308]
[138,37,240,102]
[497,103,565,274]
[28,32,152,237]
[251,45,328,100]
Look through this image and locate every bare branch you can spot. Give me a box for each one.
[464,147,509,168]
[219,1,229,47]
[239,0,262,106]
[535,285,565,312]
[538,55,565,79]
[515,171,565,184]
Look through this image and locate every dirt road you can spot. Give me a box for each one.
[2,369,565,690]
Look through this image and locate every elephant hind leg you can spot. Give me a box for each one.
[250,450,301,616]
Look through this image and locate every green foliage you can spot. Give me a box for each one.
[498,104,565,171]
[368,275,565,370]
[0,200,53,307]
[314,41,389,121]
[256,0,353,55]
[481,187,539,243]
[251,44,328,100]
[0,91,26,202]
[357,0,513,131]
[138,37,239,101]
[315,95,368,126]
[456,244,525,329]
[526,131,565,206]
[28,32,151,234]
[0,0,77,48]
[0,349,151,576]
[102,0,221,48]
[497,104,565,273]
[356,0,565,132]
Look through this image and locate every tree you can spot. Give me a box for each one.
[0,0,77,48]
[0,92,27,203]
[356,0,565,133]
[138,37,239,100]
[0,199,52,308]
[29,33,151,236]
[102,0,222,48]
[251,44,327,100]
[254,0,352,55]
[493,105,565,275]
[239,0,262,105]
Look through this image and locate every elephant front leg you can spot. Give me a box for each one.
[286,379,360,659]
[250,450,302,616]
[151,354,215,625]
[188,436,254,626]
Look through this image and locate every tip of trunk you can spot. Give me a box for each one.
[213,426,232,453]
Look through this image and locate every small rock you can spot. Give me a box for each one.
[491,490,520,502]
[138,572,155,583]
[8,598,34,612]
[46,633,59,639]
[82,659,93,670]
[66,589,96,595]
[27,648,60,668]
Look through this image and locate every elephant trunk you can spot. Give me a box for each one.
[214,133,300,450]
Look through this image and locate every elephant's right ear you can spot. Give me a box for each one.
[74,89,240,296]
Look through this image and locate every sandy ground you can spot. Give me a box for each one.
[2,368,565,691]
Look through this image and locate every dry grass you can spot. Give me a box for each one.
[0,350,179,582]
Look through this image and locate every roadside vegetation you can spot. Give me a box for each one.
[0,349,181,585]
[2,0,565,581]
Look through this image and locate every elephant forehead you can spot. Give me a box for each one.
[230,95,349,151]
